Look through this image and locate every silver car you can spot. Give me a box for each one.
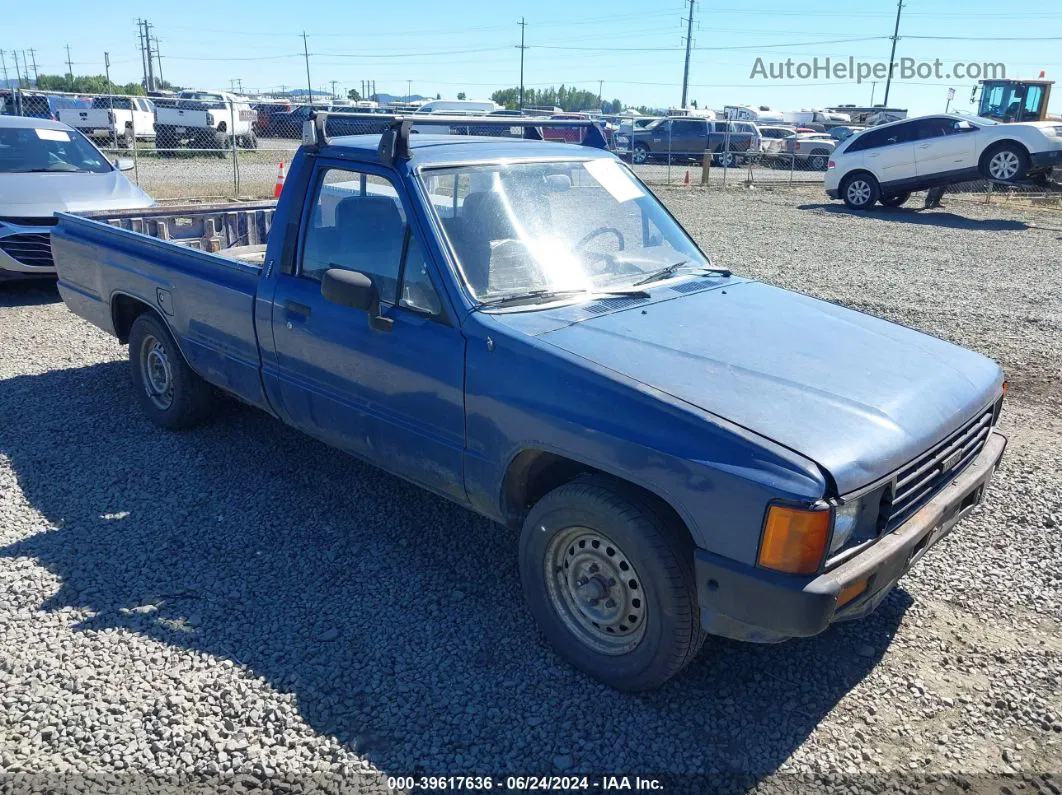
[0,116,154,281]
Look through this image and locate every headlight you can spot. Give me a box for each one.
[829,500,862,554]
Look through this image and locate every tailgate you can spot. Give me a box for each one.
[156,108,209,127]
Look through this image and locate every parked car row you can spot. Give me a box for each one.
[612,118,855,170]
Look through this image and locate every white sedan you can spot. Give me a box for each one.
[824,113,1062,209]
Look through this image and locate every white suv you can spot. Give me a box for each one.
[824,113,1062,209]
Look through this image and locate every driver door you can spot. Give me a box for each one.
[265,162,468,501]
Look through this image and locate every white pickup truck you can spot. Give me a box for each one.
[154,90,257,152]
[59,96,157,148]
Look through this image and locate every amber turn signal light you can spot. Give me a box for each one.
[758,505,831,575]
[837,577,869,608]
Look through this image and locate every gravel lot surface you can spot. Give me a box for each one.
[1,187,1060,793]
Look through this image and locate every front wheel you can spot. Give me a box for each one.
[982,143,1028,182]
[840,172,880,210]
[519,475,705,691]
[715,150,737,168]
[631,143,650,164]
[129,313,213,430]
[880,192,911,207]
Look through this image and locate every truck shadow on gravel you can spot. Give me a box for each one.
[0,361,912,782]
[798,203,1030,231]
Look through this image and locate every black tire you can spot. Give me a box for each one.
[239,132,259,150]
[519,475,705,691]
[807,151,830,171]
[715,149,737,168]
[880,192,911,208]
[631,143,650,165]
[128,313,213,430]
[981,142,1028,182]
[840,172,880,210]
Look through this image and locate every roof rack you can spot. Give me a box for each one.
[303,111,609,165]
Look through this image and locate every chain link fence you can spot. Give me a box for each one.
[3,88,1058,210]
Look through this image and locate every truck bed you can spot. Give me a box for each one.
[51,202,277,411]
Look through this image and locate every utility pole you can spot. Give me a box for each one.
[517,17,527,110]
[330,80,337,101]
[153,35,164,87]
[0,51,9,91]
[104,52,112,92]
[301,32,313,104]
[407,79,411,101]
[137,19,148,91]
[13,50,25,90]
[144,23,156,92]
[882,0,904,107]
[680,0,695,109]
[28,49,39,87]
[65,44,74,90]
[870,81,877,106]
[598,80,603,110]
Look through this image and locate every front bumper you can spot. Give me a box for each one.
[694,430,1006,642]
[1029,148,1062,170]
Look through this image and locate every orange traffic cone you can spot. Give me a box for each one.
[273,162,286,198]
[683,169,691,186]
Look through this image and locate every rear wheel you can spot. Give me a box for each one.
[880,192,911,207]
[982,143,1028,182]
[807,151,830,171]
[129,313,213,430]
[840,172,880,210]
[519,475,705,691]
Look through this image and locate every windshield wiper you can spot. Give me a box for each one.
[480,287,650,308]
[631,261,731,287]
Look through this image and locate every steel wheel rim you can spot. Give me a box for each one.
[810,155,826,170]
[141,334,174,410]
[990,151,1019,180]
[632,146,647,164]
[545,527,647,655]
[847,179,872,205]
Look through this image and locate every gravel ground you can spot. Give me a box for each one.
[0,188,1060,794]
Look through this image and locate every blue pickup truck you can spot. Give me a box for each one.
[51,114,1007,691]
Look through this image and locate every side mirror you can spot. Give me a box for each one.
[321,268,393,332]
[115,158,135,172]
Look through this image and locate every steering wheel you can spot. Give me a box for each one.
[576,226,626,253]
[575,226,626,274]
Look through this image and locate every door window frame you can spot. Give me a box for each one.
[294,159,452,324]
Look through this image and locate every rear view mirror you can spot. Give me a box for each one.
[321,268,393,332]
[545,174,572,193]
[115,158,135,172]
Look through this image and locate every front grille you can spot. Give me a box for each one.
[0,233,54,268]
[877,407,994,531]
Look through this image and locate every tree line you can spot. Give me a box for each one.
[490,86,639,114]
[30,74,178,95]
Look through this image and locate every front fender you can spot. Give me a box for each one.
[462,315,827,566]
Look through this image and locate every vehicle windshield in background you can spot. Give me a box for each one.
[420,159,714,305]
[178,93,227,110]
[0,126,112,174]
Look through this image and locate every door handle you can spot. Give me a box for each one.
[284,300,311,318]
[918,143,931,149]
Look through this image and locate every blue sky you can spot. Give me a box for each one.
[6,0,1062,115]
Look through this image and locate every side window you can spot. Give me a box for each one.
[913,118,949,141]
[399,236,443,315]
[301,167,443,315]
[301,169,407,302]
[1023,85,1044,120]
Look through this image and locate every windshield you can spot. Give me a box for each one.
[420,159,714,306]
[0,125,112,174]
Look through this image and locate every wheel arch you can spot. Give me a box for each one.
[978,138,1031,169]
[499,448,693,543]
[110,293,195,375]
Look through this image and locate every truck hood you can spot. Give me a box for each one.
[532,281,1002,493]
[0,171,154,218]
